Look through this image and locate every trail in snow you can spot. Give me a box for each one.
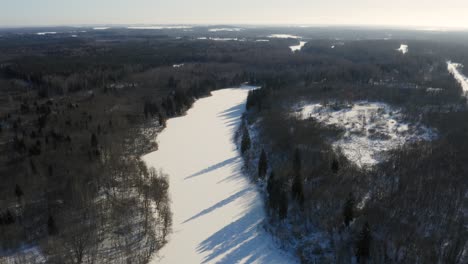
[447,61,468,94]
[143,87,296,264]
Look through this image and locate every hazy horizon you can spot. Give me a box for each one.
[1,0,467,29]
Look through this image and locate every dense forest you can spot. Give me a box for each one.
[0,26,467,263]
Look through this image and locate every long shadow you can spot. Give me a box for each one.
[184,157,240,180]
[196,207,284,264]
[182,187,252,224]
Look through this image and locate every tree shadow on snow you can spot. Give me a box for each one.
[217,104,246,128]
[184,157,241,180]
[196,206,282,264]
[182,187,252,224]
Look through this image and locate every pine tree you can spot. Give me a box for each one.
[356,222,371,264]
[48,215,57,235]
[267,171,278,215]
[343,192,355,227]
[241,126,251,154]
[291,149,305,208]
[91,133,98,148]
[331,157,340,173]
[278,186,289,220]
[258,149,267,179]
[15,184,24,200]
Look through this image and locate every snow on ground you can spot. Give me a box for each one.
[36,32,57,35]
[397,44,409,54]
[267,34,302,39]
[255,39,270,42]
[197,37,245,41]
[93,27,110,30]
[298,102,436,167]
[209,28,243,32]
[173,63,184,68]
[447,61,468,94]
[143,87,296,264]
[289,41,307,52]
[128,26,192,30]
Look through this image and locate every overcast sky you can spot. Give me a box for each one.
[1,0,467,29]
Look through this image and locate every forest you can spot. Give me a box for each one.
[0,26,467,263]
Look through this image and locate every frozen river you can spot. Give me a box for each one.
[143,87,296,264]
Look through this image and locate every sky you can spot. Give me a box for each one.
[1,0,467,29]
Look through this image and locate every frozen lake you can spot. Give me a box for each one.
[144,87,296,264]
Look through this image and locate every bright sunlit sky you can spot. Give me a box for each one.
[1,0,467,29]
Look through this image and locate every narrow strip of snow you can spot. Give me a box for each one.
[268,34,302,39]
[289,41,307,52]
[128,26,192,30]
[36,32,57,35]
[209,28,243,32]
[144,87,296,264]
[447,61,468,94]
[93,27,110,30]
[397,44,408,54]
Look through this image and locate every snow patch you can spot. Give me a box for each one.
[36,32,56,35]
[208,28,243,32]
[268,34,302,39]
[397,44,408,54]
[289,41,307,52]
[298,102,437,167]
[173,63,184,68]
[128,26,192,30]
[93,27,110,30]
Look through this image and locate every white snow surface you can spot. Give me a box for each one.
[267,34,302,39]
[128,26,192,30]
[447,61,468,94]
[397,44,408,54]
[36,32,57,35]
[289,41,307,52]
[93,27,110,30]
[143,87,296,264]
[298,102,436,167]
[209,28,243,32]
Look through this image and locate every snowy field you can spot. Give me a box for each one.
[298,102,437,167]
[128,26,192,30]
[143,87,296,264]
[447,61,468,94]
[267,34,302,39]
[397,44,408,54]
[209,28,243,32]
[289,41,307,52]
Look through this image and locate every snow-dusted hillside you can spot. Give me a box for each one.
[447,61,468,94]
[298,102,437,167]
[143,87,296,264]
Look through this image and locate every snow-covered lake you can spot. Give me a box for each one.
[298,102,436,167]
[447,61,468,94]
[144,87,296,264]
[289,41,307,52]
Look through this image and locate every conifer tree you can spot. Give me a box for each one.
[331,157,340,173]
[356,222,371,264]
[291,148,305,208]
[258,149,267,179]
[14,184,23,200]
[91,133,98,148]
[343,192,355,227]
[278,187,289,220]
[241,126,251,154]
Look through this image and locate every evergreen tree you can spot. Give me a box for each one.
[331,157,340,173]
[14,184,24,200]
[91,133,98,148]
[291,148,305,208]
[258,149,267,179]
[241,126,251,154]
[343,192,355,227]
[48,215,57,235]
[267,171,278,215]
[278,186,289,220]
[356,222,371,264]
